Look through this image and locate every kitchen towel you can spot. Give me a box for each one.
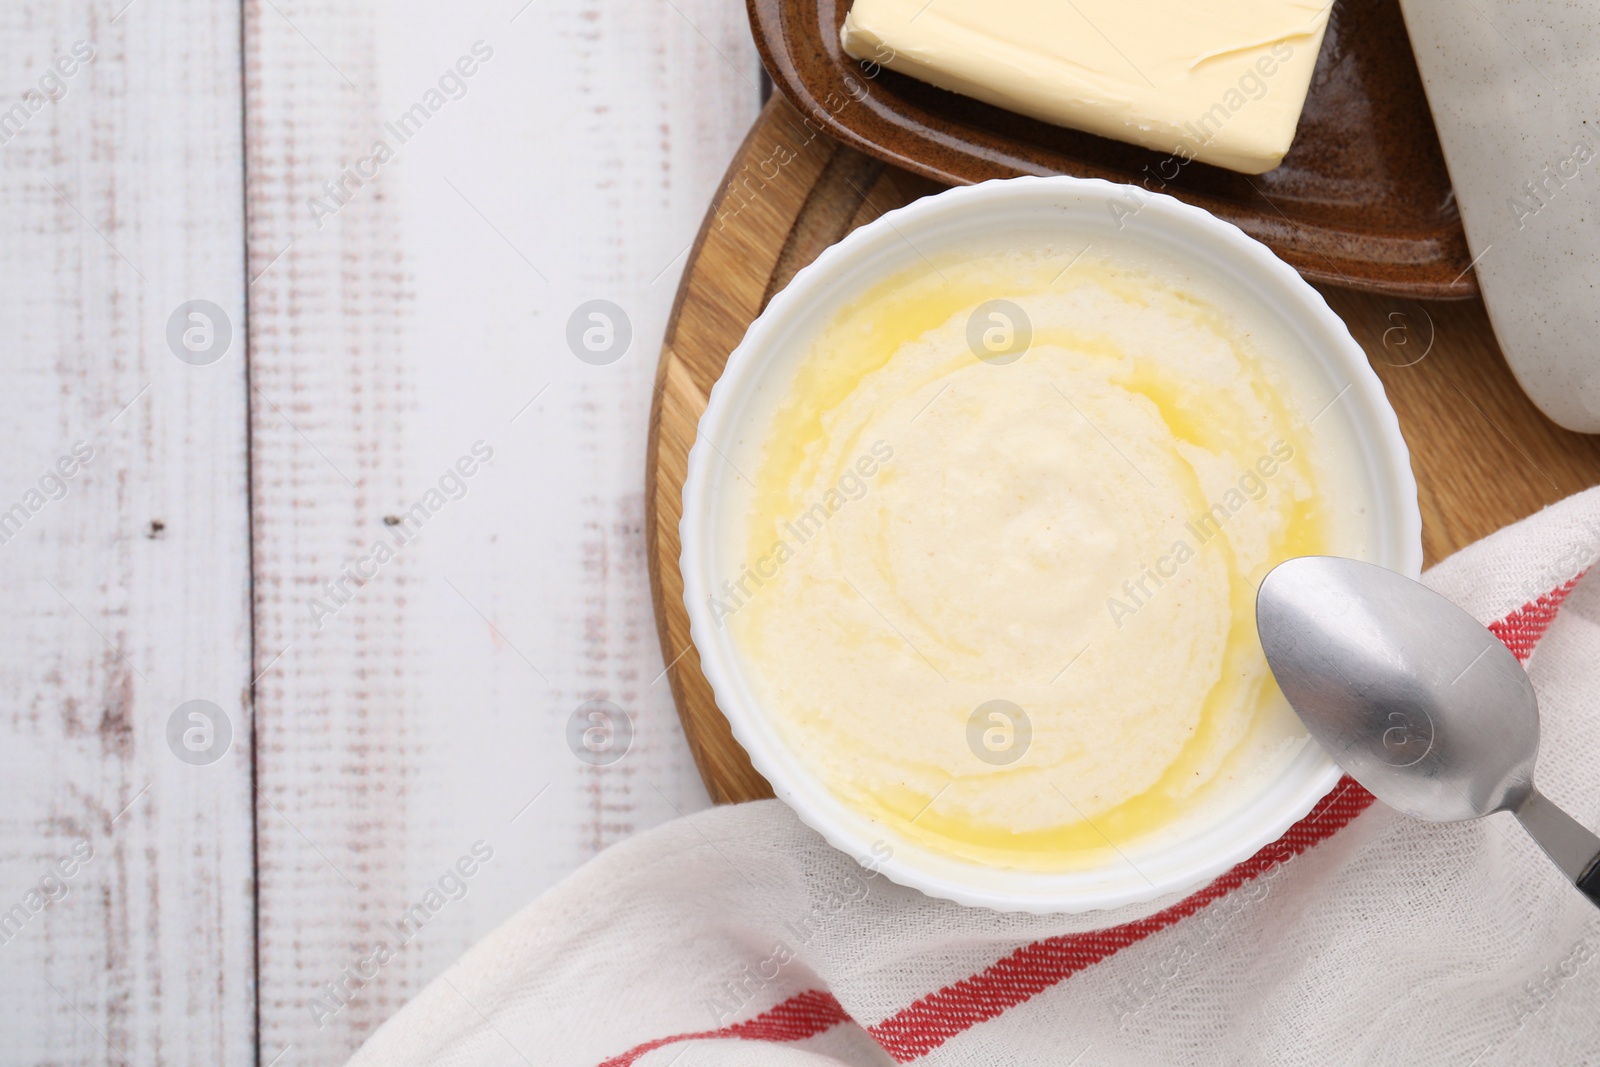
[347,487,1600,1066]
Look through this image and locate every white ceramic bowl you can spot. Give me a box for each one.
[680,175,1421,913]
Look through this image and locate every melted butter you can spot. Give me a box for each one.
[729,247,1338,871]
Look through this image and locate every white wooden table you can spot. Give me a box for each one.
[0,1,757,1062]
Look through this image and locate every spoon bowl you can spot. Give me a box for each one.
[1257,556,1600,906]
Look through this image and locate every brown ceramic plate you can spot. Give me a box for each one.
[749,0,1476,298]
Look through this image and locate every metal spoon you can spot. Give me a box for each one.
[1256,555,1600,908]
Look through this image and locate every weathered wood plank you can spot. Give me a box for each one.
[245,0,760,1059]
[0,2,254,1063]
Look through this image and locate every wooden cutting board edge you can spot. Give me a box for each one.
[646,96,1600,806]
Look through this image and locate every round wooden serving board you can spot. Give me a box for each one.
[646,96,1600,806]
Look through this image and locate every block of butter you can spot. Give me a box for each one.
[841,0,1332,174]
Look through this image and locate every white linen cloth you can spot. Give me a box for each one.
[349,488,1600,1066]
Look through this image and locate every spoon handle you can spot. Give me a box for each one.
[1515,789,1600,908]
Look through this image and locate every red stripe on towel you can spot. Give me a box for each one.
[596,989,851,1067]
[1488,570,1586,663]
[865,777,1373,1060]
